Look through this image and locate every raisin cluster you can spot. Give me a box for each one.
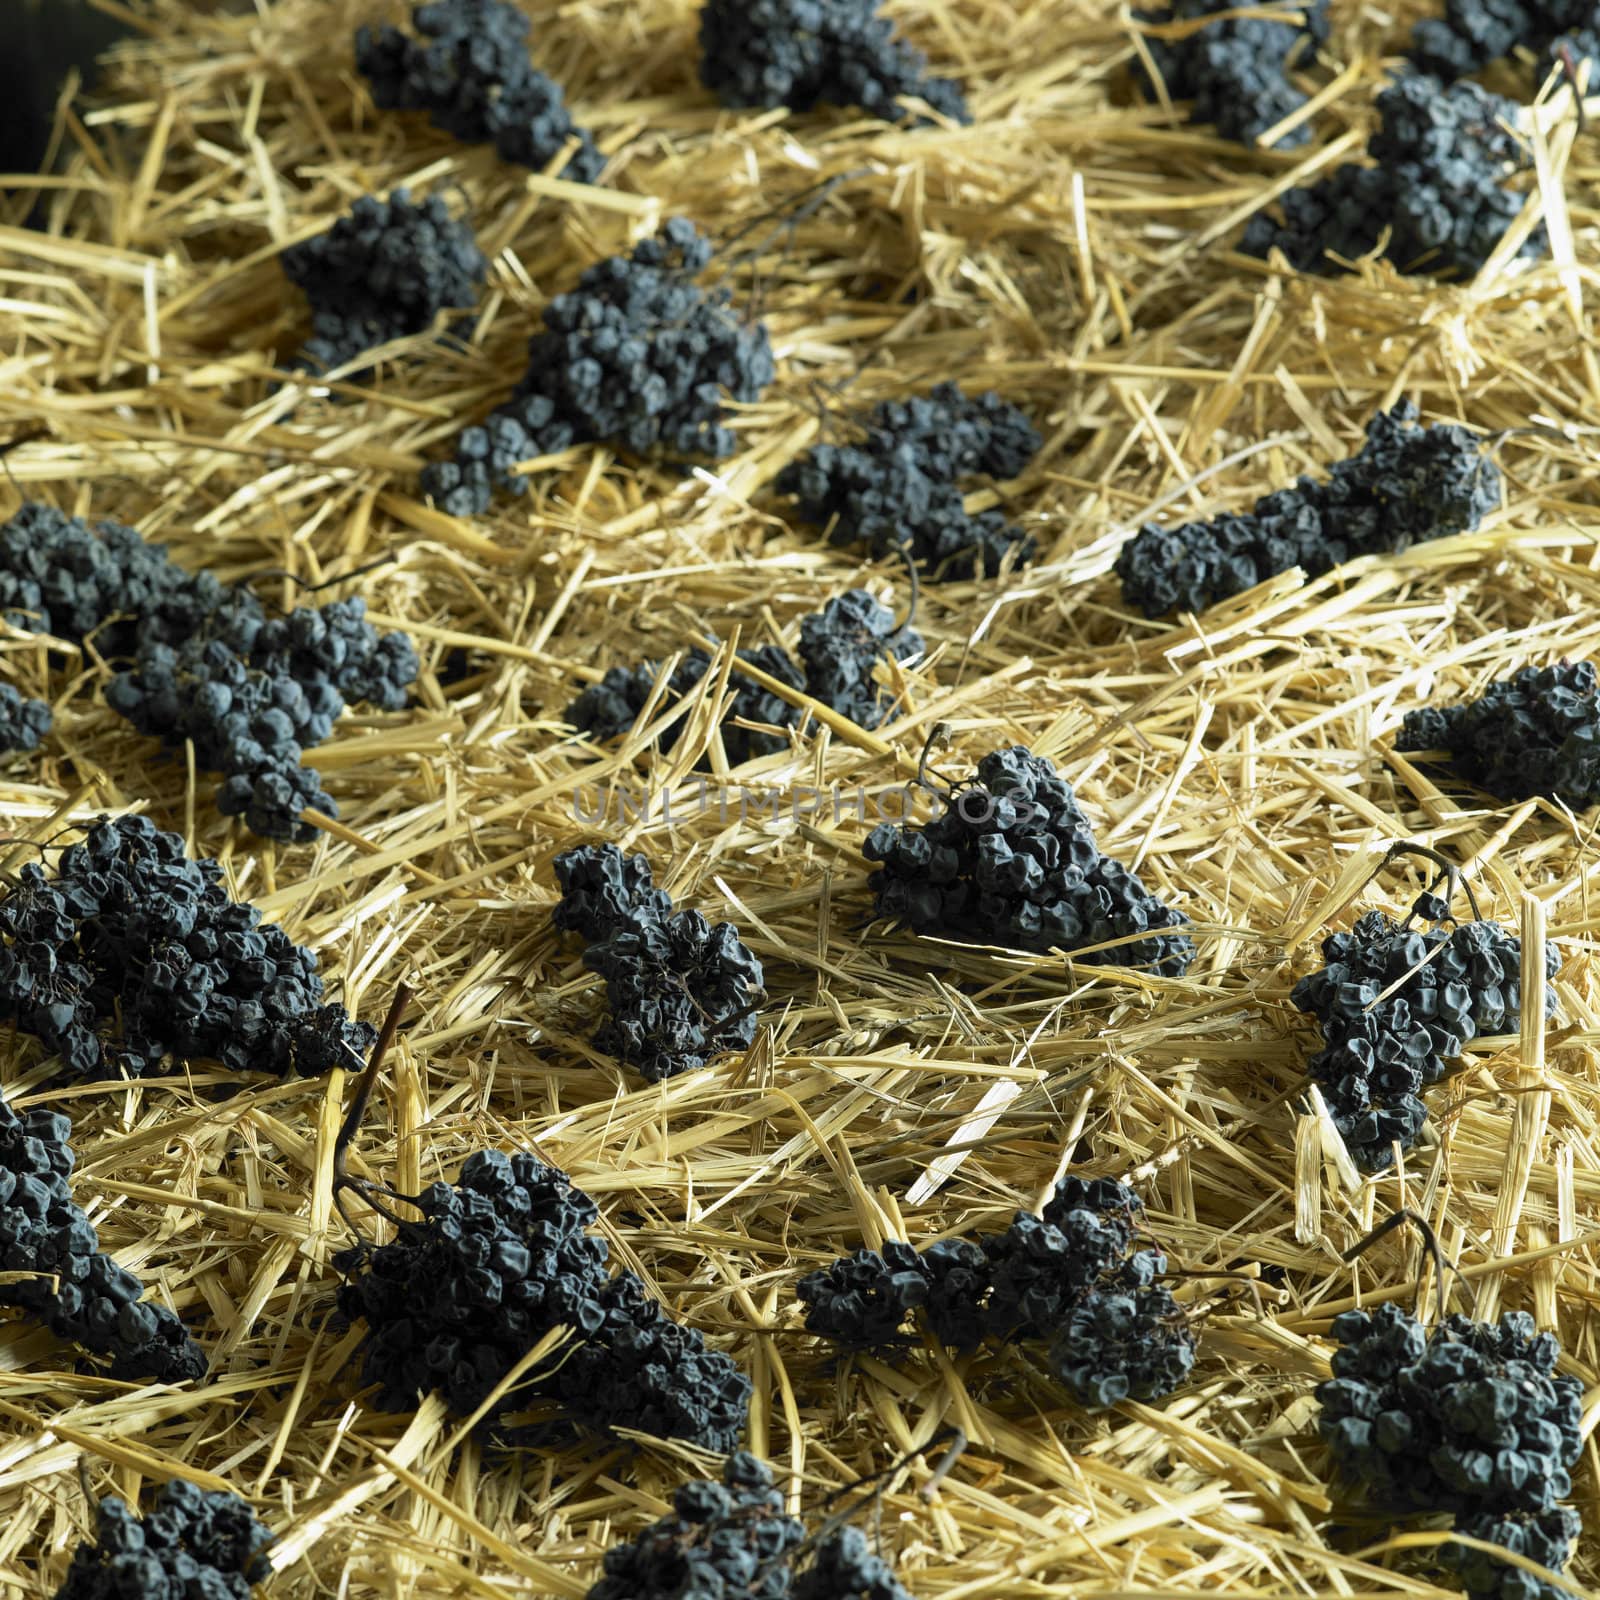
[356,0,603,181]
[1134,0,1329,147]
[280,188,487,374]
[799,1177,1197,1411]
[1319,1304,1583,1600]
[1397,660,1600,810]
[552,845,765,1082]
[52,1481,272,1600]
[863,746,1195,975]
[0,681,50,753]
[776,383,1041,581]
[422,219,775,516]
[0,1097,205,1383]
[697,0,969,124]
[1115,401,1500,618]
[1243,75,1538,279]
[589,1451,917,1600]
[335,1148,751,1452]
[566,588,923,758]
[1291,897,1558,1169]
[0,501,419,842]
[0,814,375,1082]
[1411,0,1594,83]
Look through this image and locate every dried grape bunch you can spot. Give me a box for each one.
[422,219,774,516]
[1244,75,1536,278]
[793,1527,916,1600]
[587,1451,805,1600]
[0,1099,205,1382]
[335,1144,751,1452]
[0,814,374,1082]
[52,1480,272,1600]
[0,682,50,753]
[776,384,1041,581]
[356,0,602,180]
[1133,0,1329,147]
[1115,400,1500,618]
[1443,1507,1584,1600]
[798,1241,944,1349]
[1291,866,1557,1169]
[1048,1282,1196,1409]
[1412,0,1593,81]
[553,844,765,1082]
[1397,660,1600,809]
[797,590,922,733]
[863,745,1195,974]
[698,0,969,123]
[281,189,486,374]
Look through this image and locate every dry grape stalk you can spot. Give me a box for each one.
[1397,660,1600,809]
[863,744,1195,974]
[331,992,752,1453]
[0,814,375,1081]
[1133,0,1329,147]
[356,0,603,180]
[1290,845,1557,1170]
[421,219,774,517]
[552,845,766,1083]
[0,501,418,841]
[799,1177,1197,1410]
[1114,401,1500,618]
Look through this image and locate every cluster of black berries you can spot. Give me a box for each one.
[698,0,969,124]
[0,682,50,753]
[1398,660,1600,810]
[280,188,487,375]
[800,1177,1197,1410]
[0,1097,205,1383]
[1243,74,1537,279]
[590,1451,916,1600]
[566,588,923,759]
[1134,0,1329,147]
[356,0,603,181]
[552,844,765,1082]
[1291,895,1558,1169]
[335,1147,751,1452]
[1319,1304,1583,1600]
[53,1480,272,1600]
[0,501,418,842]
[0,814,374,1082]
[1115,400,1500,618]
[777,383,1041,581]
[422,219,774,517]
[863,746,1195,974]
[1411,0,1595,83]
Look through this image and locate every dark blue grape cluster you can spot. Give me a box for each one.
[335,1147,751,1452]
[356,0,603,181]
[0,681,50,753]
[52,1480,271,1600]
[863,746,1195,974]
[697,0,969,124]
[280,188,487,374]
[1133,0,1329,148]
[422,219,775,516]
[0,1097,205,1383]
[1244,75,1538,279]
[799,1177,1196,1411]
[776,384,1041,581]
[1291,898,1558,1170]
[1319,1304,1583,1600]
[1411,0,1593,82]
[1397,661,1600,809]
[0,501,419,842]
[0,813,375,1082]
[553,844,765,1082]
[1115,401,1500,618]
[566,589,923,758]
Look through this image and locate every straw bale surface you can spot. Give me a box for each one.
[0,1,1597,1596]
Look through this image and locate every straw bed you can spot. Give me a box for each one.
[0,0,1598,1596]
